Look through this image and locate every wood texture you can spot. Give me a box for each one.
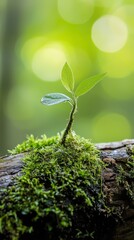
[0,139,134,240]
[96,139,134,240]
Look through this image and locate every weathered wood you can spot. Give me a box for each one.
[96,139,134,240]
[0,153,23,189]
[0,139,134,240]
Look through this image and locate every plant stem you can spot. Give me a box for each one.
[61,97,77,145]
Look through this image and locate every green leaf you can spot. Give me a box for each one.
[61,62,74,92]
[75,73,107,97]
[41,93,71,106]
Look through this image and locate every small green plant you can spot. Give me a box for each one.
[41,63,106,145]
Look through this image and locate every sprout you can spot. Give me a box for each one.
[41,62,106,145]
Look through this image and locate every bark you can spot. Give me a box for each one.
[0,139,134,240]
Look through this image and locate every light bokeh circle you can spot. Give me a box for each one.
[58,0,94,24]
[92,112,131,142]
[91,15,128,52]
[95,0,122,8]
[98,47,133,78]
[21,37,46,68]
[115,4,134,33]
[32,44,66,81]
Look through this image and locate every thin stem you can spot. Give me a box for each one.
[61,97,77,146]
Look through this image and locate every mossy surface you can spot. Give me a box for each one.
[0,133,112,240]
[116,146,134,202]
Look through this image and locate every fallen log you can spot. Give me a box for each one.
[0,139,134,240]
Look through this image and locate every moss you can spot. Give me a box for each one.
[8,134,59,154]
[0,132,113,240]
[116,146,134,202]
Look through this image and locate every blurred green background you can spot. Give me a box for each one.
[0,0,134,155]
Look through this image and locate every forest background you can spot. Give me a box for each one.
[0,0,134,155]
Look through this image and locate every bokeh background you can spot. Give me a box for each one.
[0,0,134,155]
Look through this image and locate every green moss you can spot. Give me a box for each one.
[116,146,134,202]
[0,133,110,240]
[8,134,59,154]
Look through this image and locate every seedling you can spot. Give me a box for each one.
[41,63,106,145]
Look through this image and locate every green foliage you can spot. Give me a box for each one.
[61,62,74,93]
[8,134,59,154]
[41,93,71,106]
[0,133,106,240]
[75,73,106,97]
[41,63,106,145]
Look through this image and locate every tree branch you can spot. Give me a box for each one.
[0,139,134,240]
